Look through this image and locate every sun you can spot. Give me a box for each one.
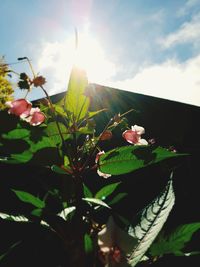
[37,28,116,96]
[73,32,115,84]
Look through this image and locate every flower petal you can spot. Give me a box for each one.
[6,99,32,116]
[132,125,145,135]
[137,138,148,145]
[95,151,105,163]
[97,169,112,179]
[122,129,140,144]
[29,110,45,126]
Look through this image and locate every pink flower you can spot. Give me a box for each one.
[95,151,106,164]
[122,125,148,145]
[95,151,112,179]
[22,107,45,126]
[6,99,32,117]
[6,99,45,126]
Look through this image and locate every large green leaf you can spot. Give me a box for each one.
[128,175,175,266]
[64,67,89,123]
[2,128,30,139]
[12,190,45,209]
[150,222,200,257]
[45,121,70,145]
[95,182,121,200]
[1,131,59,164]
[99,145,187,175]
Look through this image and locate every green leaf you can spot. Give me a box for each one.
[84,233,93,254]
[87,109,106,119]
[128,175,175,266]
[64,67,89,123]
[51,165,68,175]
[82,197,110,209]
[57,206,76,220]
[45,121,70,145]
[150,222,200,257]
[95,182,121,200]
[12,190,45,209]
[2,128,30,139]
[78,126,94,135]
[0,241,21,262]
[31,208,42,217]
[83,183,93,198]
[99,145,187,176]
[108,192,128,206]
[10,150,33,163]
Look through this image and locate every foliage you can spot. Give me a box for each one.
[0,57,14,110]
[149,222,200,257]
[0,56,195,267]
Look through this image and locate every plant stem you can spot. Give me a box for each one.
[72,173,85,267]
[40,86,66,144]
[80,118,113,173]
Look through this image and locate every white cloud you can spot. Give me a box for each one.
[107,56,200,107]
[159,13,200,48]
[35,32,200,107]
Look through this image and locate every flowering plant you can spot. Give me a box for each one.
[0,57,198,267]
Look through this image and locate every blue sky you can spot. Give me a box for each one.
[1,0,200,106]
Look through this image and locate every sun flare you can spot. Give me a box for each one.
[37,30,116,95]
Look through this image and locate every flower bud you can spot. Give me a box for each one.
[100,130,112,141]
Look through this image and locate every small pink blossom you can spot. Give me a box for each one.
[6,99,45,126]
[95,151,112,179]
[122,125,148,145]
[6,99,32,117]
[22,107,45,126]
[95,151,106,164]
[97,169,112,179]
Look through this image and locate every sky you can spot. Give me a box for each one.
[1,0,200,106]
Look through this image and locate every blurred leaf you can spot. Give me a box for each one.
[12,190,45,209]
[31,208,42,217]
[87,109,106,119]
[10,150,33,163]
[175,251,200,256]
[2,128,30,139]
[99,145,188,176]
[0,241,21,262]
[95,182,121,200]
[78,126,94,135]
[150,222,200,257]
[108,192,128,206]
[84,233,93,254]
[83,183,93,198]
[51,165,68,175]
[45,121,70,145]
[64,67,89,123]
[53,104,67,117]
